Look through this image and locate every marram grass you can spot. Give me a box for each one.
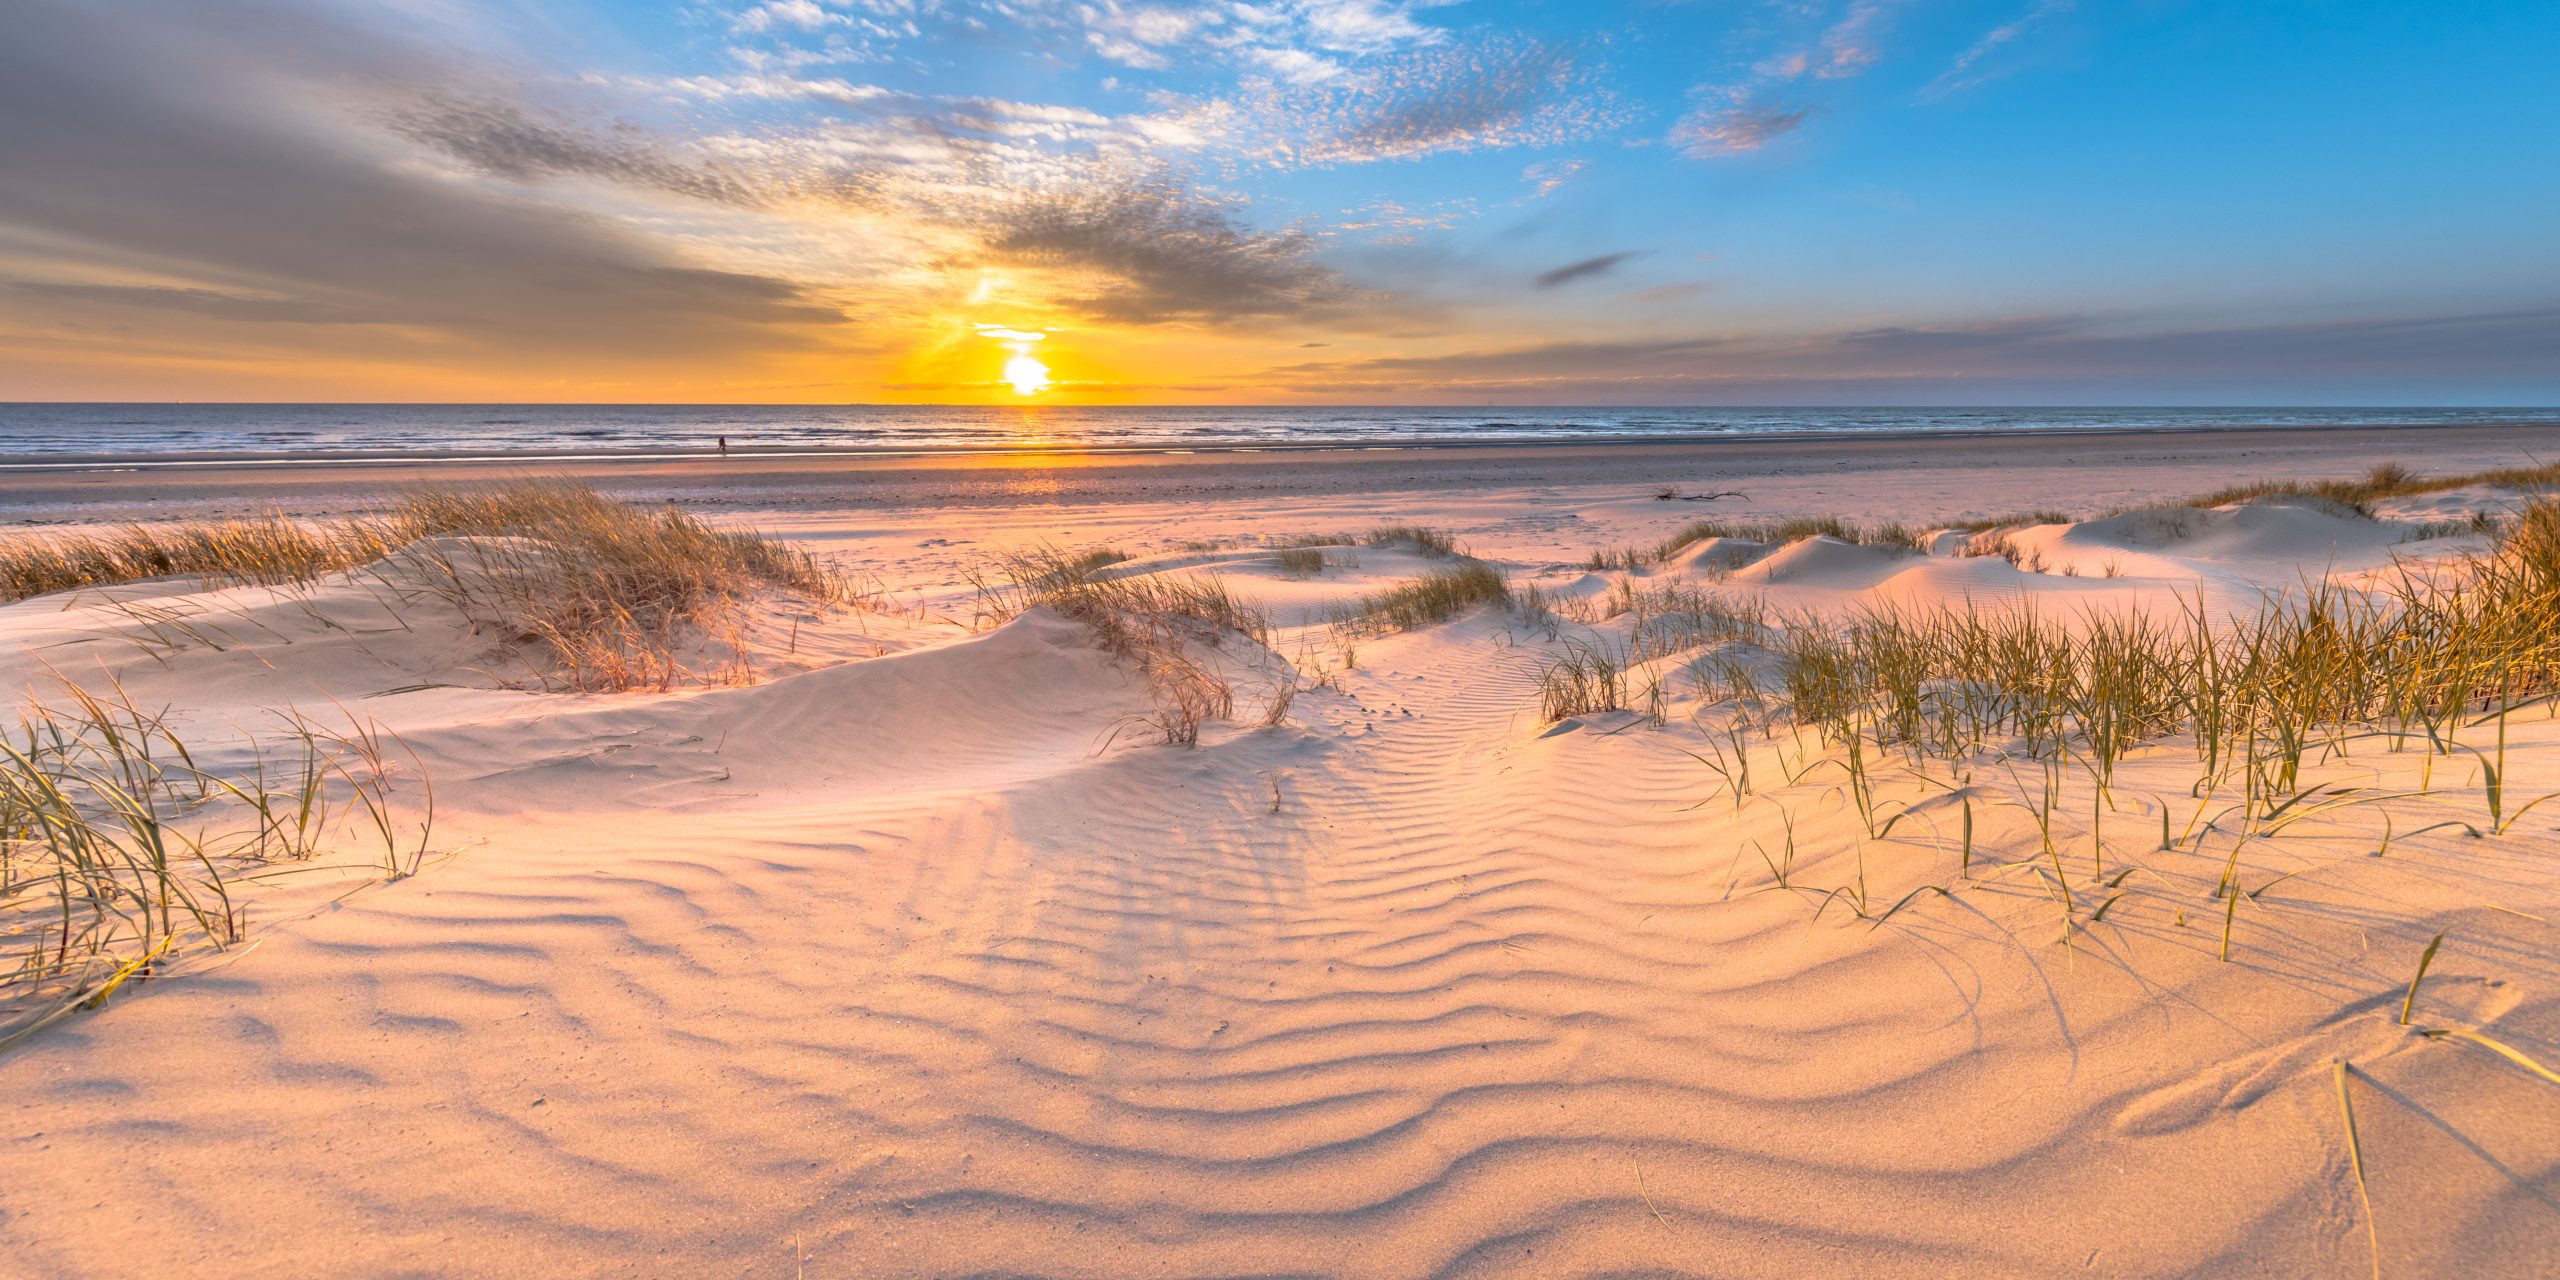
[0,679,432,1047]
[0,481,863,693]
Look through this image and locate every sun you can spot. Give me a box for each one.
[977,324,1053,397]
[1003,352,1052,396]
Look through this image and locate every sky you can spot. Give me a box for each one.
[3,0,2557,406]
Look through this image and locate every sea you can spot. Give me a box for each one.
[2,404,2556,461]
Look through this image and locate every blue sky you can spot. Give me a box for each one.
[3,0,2556,402]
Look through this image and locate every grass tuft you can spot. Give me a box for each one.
[1335,561,1510,635]
[1365,525,1459,557]
[1,680,433,1046]
[2166,460,2560,518]
[1276,547,1327,577]
[978,546,1269,746]
[1537,640,1631,722]
[1659,516,1924,560]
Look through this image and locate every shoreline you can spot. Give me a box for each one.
[1,420,2557,525]
[6,413,2560,472]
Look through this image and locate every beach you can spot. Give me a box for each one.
[2,424,2558,1277]
[6,420,2560,523]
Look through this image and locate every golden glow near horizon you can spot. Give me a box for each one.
[979,325,1053,396]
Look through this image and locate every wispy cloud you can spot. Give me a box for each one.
[1669,101,1808,157]
[1271,37,1631,164]
[732,0,843,36]
[1534,252,1641,289]
[1838,314,2089,352]
[1080,3,1214,70]
[1333,199,1477,245]
[387,95,761,205]
[1919,0,2073,101]
[1814,0,1899,80]
[1294,0,1444,55]
[1519,158,1586,201]
[967,179,1351,323]
[1667,0,1900,160]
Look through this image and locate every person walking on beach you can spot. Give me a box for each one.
[718,435,729,457]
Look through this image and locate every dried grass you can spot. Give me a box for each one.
[0,482,862,693]
[1,678,431,1046]
[977,546,1269,746]
[1334,561,1510,635]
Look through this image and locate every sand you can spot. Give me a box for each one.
[3,427,2558,1277]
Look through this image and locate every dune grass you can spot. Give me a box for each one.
[1580,461,2559,576]
[1771,500,2560,782]
[0,482,861,692]
[1585,516,1926,572]
[1334,561,1510,635]
[1964,461,2560,532]
[1949,509,2076,532]
[1365,525,1459,558]
[1276,547,1328,577]
[1522,495,2560,939]
[1553,474,2560,764]
[0,678,432,1047]
[395,484,862,691]
[978,545,1271,746]
[0,514,406,601]
[2174,460,2560,518]
[1536,496,2560,943]
[1528,584,1773,724]
[1662,516,1926,557]
[1537,639,1633,722]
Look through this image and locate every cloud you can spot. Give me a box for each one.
[1268,335,1739,384]
[1533,252,1640,289]
[1334,199,1475,243]
[1275,38,1630,164]
[0,0,843,378]
[0,0,1373,364]
[1926,307,2560,377]
[1253,307,2560,401]
[1519,158,1585,201]
[1247,46,1345,85]
[1838,314,2089,352]
[1815,1,1898,80]
[733,0,842,35]
[1669,103,1808,157]
[366,61,1372,333]
[994,0,1443,79]
[1295,0,1442,55]
[387,96,760,204]
[1665,0,1902,161]
[1336,41,1572,157]
[966,178,1349,323]
[1079,4,1215,70]
[10,282,386,325]
[1919,0,2073,101]
[975,325,1048,343]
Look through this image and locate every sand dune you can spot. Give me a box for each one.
[3,474,2557,1277]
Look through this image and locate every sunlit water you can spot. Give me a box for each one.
[3,404,2556,460]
